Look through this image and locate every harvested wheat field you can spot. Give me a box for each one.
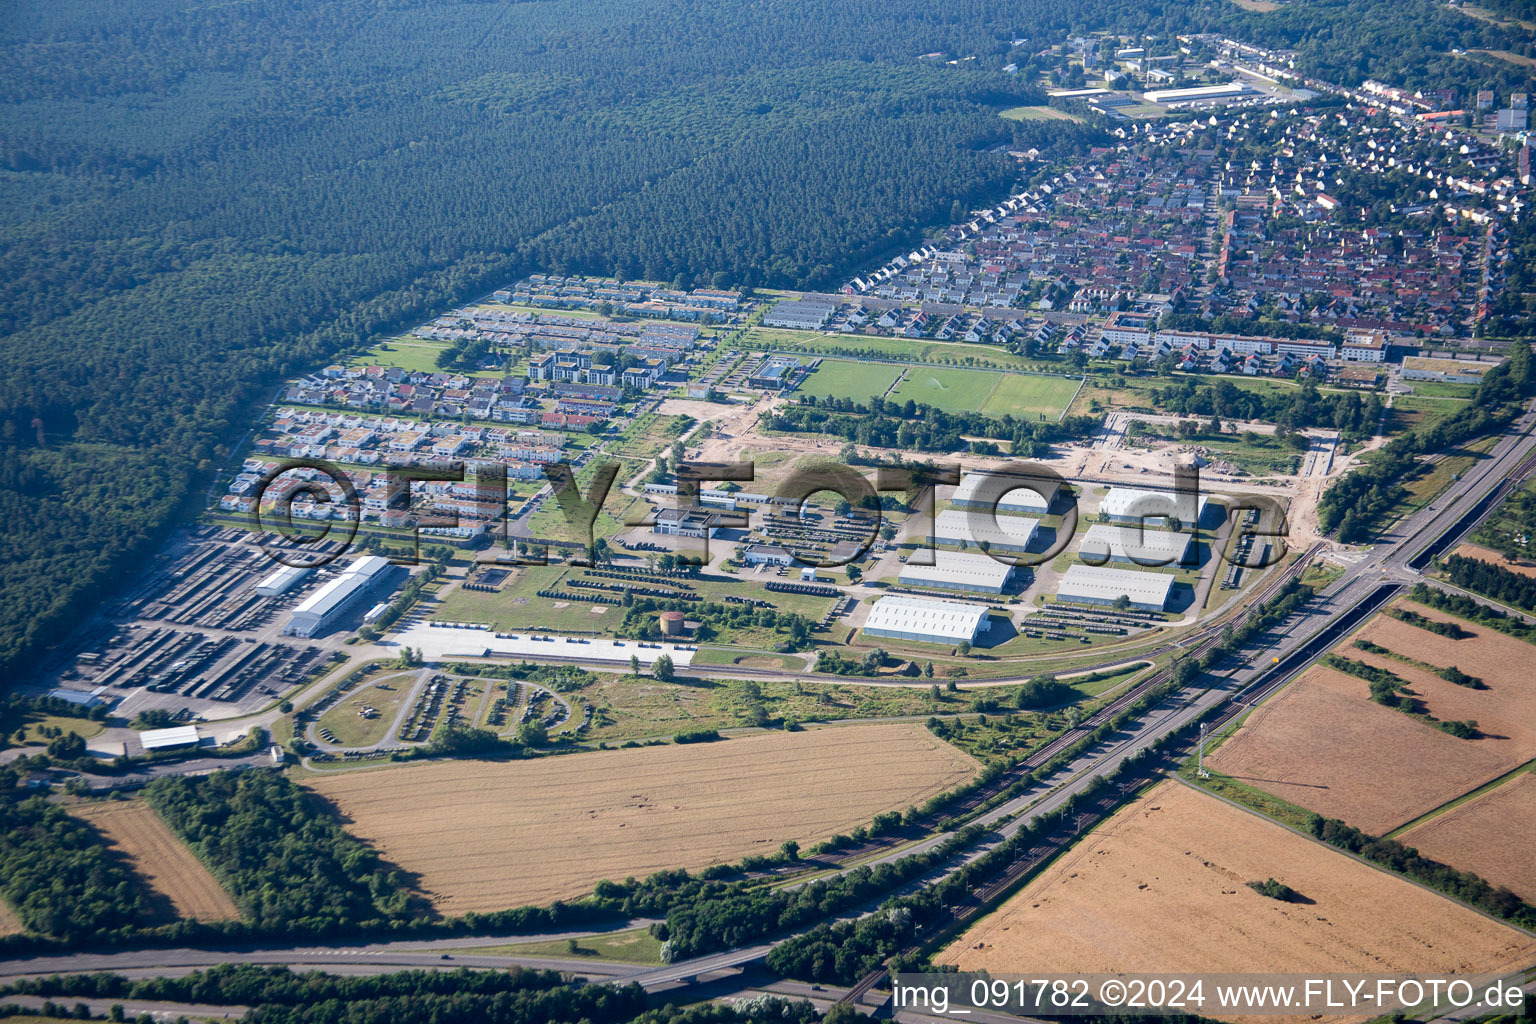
[0,899,23,937]
[1400,770,1536,902]
[1206,664,1510,834]
[70,800,238,923]
[1349,602,1536,754]
[306,723,977,913]
[938,782,1536,982]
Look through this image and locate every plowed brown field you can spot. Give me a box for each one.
[71,800,238,923]
[1400,770,1536,902]
[306,723,977,913]
[938,782,1536,982]
[0,899,22,937]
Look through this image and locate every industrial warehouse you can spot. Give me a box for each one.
[898,549,1016,594]
[284,555,397,638]
[952,472,1060,516]
[1098,486,1212,528]
[255,564,313,598]
[1055,563,1175,611]
[862,595,991,646]
[1078,523,1194,567]
[933,509,1040,555]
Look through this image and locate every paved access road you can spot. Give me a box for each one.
[5,402,1534,1005]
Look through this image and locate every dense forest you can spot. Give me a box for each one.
[1,966,831,1024]
[144,770,424,933]
[2,0,1533,676]
[1149,378,1383,439]
[0,778,155,944]
[1442,552,1536,611]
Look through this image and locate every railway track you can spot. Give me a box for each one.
[834,424,1536,1008]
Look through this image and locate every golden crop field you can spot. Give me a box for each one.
[1206,665,1510,834]
[70,800,239,923]
[0,898,23,937]
[1211,599,1536,833]
[938,782,1536,980]
[1400,771,1536,902]
[306,723,977,914]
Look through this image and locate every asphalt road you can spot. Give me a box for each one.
[6,402,1534,1007]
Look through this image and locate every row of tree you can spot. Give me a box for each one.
[1442,552,1536,612]
[1318,344,1533,541]
[768,397,1100,457]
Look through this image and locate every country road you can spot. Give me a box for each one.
[5,401,1534,1013]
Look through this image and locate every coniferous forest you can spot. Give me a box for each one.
[2,0,1533,674]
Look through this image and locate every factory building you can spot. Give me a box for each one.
[255,565,312,598]
[863,595,990,646]
[284,555,396,639]
[1143,82,1249,104]
[1078,524,1194,567]
[934,509,1040,555]
[1099,487,1211,528]
[898,549,1014,594]
[1056,564,1174,611]
[951,471,1060,516]
[139,725,202,752]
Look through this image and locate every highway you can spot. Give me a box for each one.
[5,402,1534,1010]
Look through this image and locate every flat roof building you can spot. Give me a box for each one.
[47,686,111,710]
[1341,330,1388,363]
[747,355,801,389]
[1056,564,1174,611]
[1101,310,1155,346]
[899,549,1014,594]
[763,300,836,330]
[952,472,1060,516]
[284,555,395,639]
[1099,487,1210,528]
[654,507,726,538]
[1144,82,1249,104]
[140,725,201,751]
[256,565,312,598]
[863,595,990,646]
[1079,523,1194,567]
[934,509,1040,555]
[742,543,794,566]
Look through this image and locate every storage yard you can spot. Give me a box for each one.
[304,723,977,913]
[36,526,365,726]
[937,782,1536,978]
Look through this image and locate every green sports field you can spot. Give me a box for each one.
[889,367,1000,413]
[980,373,1081,419]
[887,366,1079,418]
[799,359,904,404]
